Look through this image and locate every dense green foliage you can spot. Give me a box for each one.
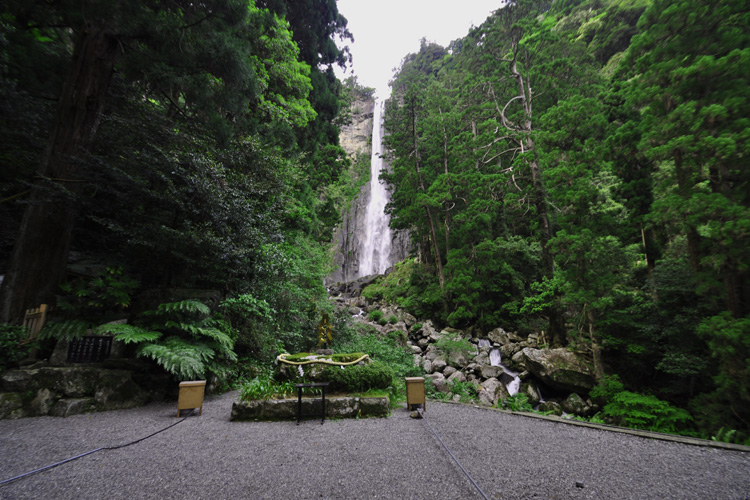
[239,372,297,401]
[102,300,237,382]
[376,0,750,440]
[319,361,394,393]
[0,0,353,360]
[0,324,33,371]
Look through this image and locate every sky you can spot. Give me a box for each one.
[334,1,502,99]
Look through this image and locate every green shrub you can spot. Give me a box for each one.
[589,374,625,406]
[497,393,533,412]
[603,390,693,433]
[0,324,34,371]
[387,315,398,324]
[449,380,479,403]
[219,294,276,361]
[40,267,140,341]
[368,310,384,322]
[239,372,296,401]
[319,361,394,392]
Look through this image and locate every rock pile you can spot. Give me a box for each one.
[328,281,601,418]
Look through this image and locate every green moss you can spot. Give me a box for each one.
[319,361,394,392]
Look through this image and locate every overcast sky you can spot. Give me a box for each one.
[334,1,502,99]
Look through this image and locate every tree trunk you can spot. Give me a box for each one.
[411,102,446,295]
[587,307,605,382]
[0,24,118,323]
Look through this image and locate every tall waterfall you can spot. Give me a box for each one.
[358,99,392,277]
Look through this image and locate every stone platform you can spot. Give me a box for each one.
[231,396,389,421]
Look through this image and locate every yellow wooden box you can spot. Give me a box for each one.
[405,377,426,411]
[177,380,206,417]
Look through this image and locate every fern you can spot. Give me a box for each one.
[38,319,91,341]
[137,337,208,380]
[97,323,161,344]
[711,427,737,443]
[194,326,235,351]
[603,391,693,433]
[155,300,210,318]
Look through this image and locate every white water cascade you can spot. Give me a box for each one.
[358,99,392,276]
[488,346,521,396]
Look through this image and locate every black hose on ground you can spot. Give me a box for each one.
[0,408,199,486]
[417,408,491,500]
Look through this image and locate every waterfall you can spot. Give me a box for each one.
[489,347,521,396]
[358,99,392,277]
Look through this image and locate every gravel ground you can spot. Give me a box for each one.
[1,391,748,500]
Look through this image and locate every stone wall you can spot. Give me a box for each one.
[0,351,171,419]
[231,396,390,421]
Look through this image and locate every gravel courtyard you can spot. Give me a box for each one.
[1,390,748,500]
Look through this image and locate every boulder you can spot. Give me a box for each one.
[420,320,438,340]
[358,397,389,417]
[477,377,509,406]
[51,398,96,417]
[480,366,504,380]
[424,347,440,362]
[1,369,39,393]
[487,327,521,345]
[0,393,25,419]
[40,366,99,398]
[464,363,480,376]
[426,372,448,393]
[517,348,595,394]
[30,388,56,416]
[432,359,448,373]
[474,351,490,367]
[539,401,563,416]
[422,359,433,374]
[511,350,527,370]
[94,370,149,410]
[409,344,422,355]
[561,393,588,416]
[447,371,466,385]
[327,397,358,418]
[443,366,457,378]
[447,349,470,368]
[402,313,417,328]
[527,333,539,347]
[521,382,541,406]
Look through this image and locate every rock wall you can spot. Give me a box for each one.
[338,95,374,158]
[0,353,171,419]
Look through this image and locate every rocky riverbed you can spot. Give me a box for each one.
[329,277,600,418]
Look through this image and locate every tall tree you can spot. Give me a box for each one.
[0,0,314,322]
[618,0,750,435]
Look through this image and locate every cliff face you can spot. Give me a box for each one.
[339,95,374,158]
[327,95,374,285]
[327,96,410,285]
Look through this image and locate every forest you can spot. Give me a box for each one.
[0,0,748,441]
[380,0,749,440]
